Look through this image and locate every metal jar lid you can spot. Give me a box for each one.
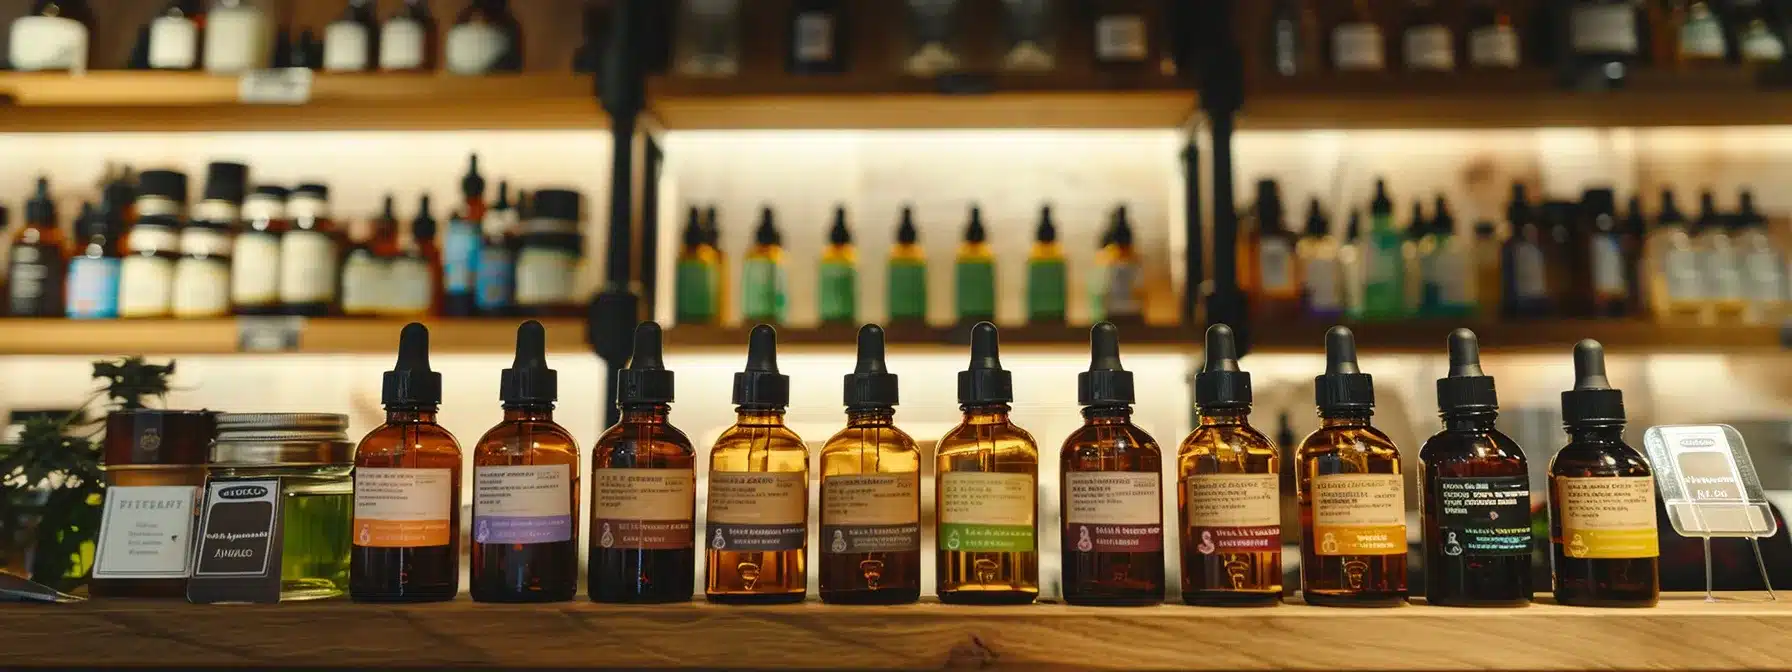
[102,409,219,468]
[211,439,353,467]
[217,413,347,435]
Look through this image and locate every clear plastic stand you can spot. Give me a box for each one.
[1644,425,1778,602]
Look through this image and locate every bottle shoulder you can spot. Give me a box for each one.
[939,418,1038,448]
[1058,421,1162,458]
[1549,438,1651,476]
[1418,426,1527,463]
[473,419,580,459]
[1179,422,1273,454]
[354,420,464,458]
[712,423,808,453]
[592,420,696,459]
[820,424,920,455]
[1297,423,1400,459]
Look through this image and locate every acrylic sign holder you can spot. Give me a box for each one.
[1643,424,1778,602]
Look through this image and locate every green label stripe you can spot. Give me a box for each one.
[818,261,856,322]
[939,523,1034,553]
[955,261,996,319]
[675,260,716,323]
[741,258,784,321]
[887,261,928,319]
[1027,259,1067,320]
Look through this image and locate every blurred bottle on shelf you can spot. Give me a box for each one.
[1734,190,1788,323]
[819,206,857,326]
[705,206,730,319]
[1500,184,1553,318]
[1091,0,1152,72]
[324,0,381,72]
[172,162,243,319]
[381,0,436,72]
[66,202,121,320]
[1693,190,1748,323]
[446,0,522,75]
[1558,0,1648,88]
[1620,195,1649,315]
[955,205,995,325]
[1025,205,1066,325]
[788,0,847,75]
[232,185,287,316]
[741,206,787,324]
[675,206,720,325]
[572,2,609,73]
[385,194,442,318]
[1331,0,1386,71]
[1466,0,1520,69]
[1421,195,1473,318]
[272,27,323,70]
[1000,0,1056,72]
[340,217,386,318]
[1644,189,1706,323]
[1471,220,1503,319]
[443,155,486,317]
[1539,201,1576,305]
[1574,188,1633,318]
[675,0,740,77]
[9,0,93,72]
[203,0,271,74]
[475,191,517,318]
[120,170,187,319]
[1296,198,1343,320]
[904,0,963,76]
[1738,6,1786,65]
[8,178,67,318]
[1401,0,1455,71]
[1339,210,1366,318]
[1267,0,1319,76]
[1247,180,1300,322]
[1092,206,1144,325]
[888,206,928,326]
[146,0,204,71]
[1399,201,1428,315]
[1361,180,1404,319]
[279,184,340,317]
[514,189,582,317]
[1674,0,1731,67]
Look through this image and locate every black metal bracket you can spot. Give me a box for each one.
[1193,0,1250,356]
[589,0,654,428]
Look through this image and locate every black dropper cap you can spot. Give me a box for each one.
[1108,206,1134,246]
[1406,201,1429,239]
[25,177,54,223]
[1315,326,1375,412]
[682,206,705,247]
[754,206,781,246]
[202,161,248,204]
[1078,322,1135,406]
[1738,189,1764,229]
[1473,220,1497,239]
[1623,195,1648,236]
[964,205,987,244]
[1371,179,1392,215]
[532,189,582,222]
[896,206,919,245]
[827,205,851,245]
[1344,210,1361,242]
[382,323,442,409]
[494,180,512,212]
[616,321,675,405]
[1658,188,1685,227]
[844,324,898,408]
[1303,198,1328,238]
[379,193,397,222]
[732,325,789,409]
[1436,328,1497,414]
[1257,179,1284,231]
[1432,195,1454,235]
[703,206,721,247]
[138,170,189,203]
[1508,182,1531,225]
[957,321,1012,404]
[500,320,557,405]
[1560,339,1624,426]
[1694,190,1720,233]
[1035,205,1057,244]
[1275,412,1296,450]
[461,154,485,199]
[1195,323,1251,409]
[413,194,437,241]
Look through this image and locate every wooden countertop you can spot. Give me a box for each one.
[0,593,1783,670]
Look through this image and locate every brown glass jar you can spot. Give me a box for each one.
[90,409,216,598]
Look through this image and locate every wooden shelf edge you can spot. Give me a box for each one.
[0,593,1783,669]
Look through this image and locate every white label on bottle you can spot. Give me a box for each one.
[1681,18,1728,59]
[473,465,573,545]
[1743,248,1787,302]
[323,21,372,72]
[1469,25,1520,68]
[339,252,388,314]
[173,258,232,317]
[1514,242,1547,298]
[1095,15,1147,62]
[1404,24,1454,71]
[1705,241,1746,301]
[1259,239,1296,293]
[1664,247,1705,301]
[204,6,271,73]
[380,18,427,70]
[148,16,199,70]
[1434,244,1472,304]
[384,256,434,314]
[445,22,509,74]
[1744,29,1786,62]
[1571,4,1637,55]
[1333,23,1385,71]
[515,247,578,306]
[192,201,239,226]
[1592,234,1628,296]
[127,225,181,254]
[179,227,232,256]
[794,12,834,62]
[286,196,330,221]
[9,15,88,72]
[93,486,200,579]
[1104,261,1144,317]
[1305,256,1343,310]
[231,234,282,305]
[354,468,453,548]
[278,230,338,304]
[242,199,285,223]
[119,255,176,318]
[136,197,183,219]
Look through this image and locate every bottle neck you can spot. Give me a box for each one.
[1080,405,1133,424]
[960,403,1012,425]
[502,406,554,422]
[1318,410,1373,428]
[1441,410,1498,431]
[845,407,895,427]
[620,403,671,424]
[385,408,439,424]
[1196,406,1252,427]
[1565,423,1627,444]
[733,408,787,426]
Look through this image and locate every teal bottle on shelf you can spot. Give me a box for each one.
[955,205,996,324]
[887,206,928,325]
[1026,205,1067,324]
[1361,180,1406,320]
[742,206,787,324]
[675,206,719,325]
[819,205,857,325]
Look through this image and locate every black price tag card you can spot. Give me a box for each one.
[186,478,285,604]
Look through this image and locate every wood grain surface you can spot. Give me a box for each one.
[0,593,1784,670]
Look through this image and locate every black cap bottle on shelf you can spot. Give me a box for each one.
[889,206,928,326]
[819,323,922,604]
[707,323,809,604]
[9,177,68,317]
[741,207,787,324]
[1026,204,1067,325]
[956,205,996,324]
[444,153,486,317]
[1549,339,1659,608]
[380,0,437,72]
[1096,205,1145,324]
[819,205,857,326]
[1061,322,1164,606]
[676,205,721,326]
[1178,323,1280,606]
[66,200,122,320]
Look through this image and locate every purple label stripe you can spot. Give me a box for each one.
[473,515,573,545]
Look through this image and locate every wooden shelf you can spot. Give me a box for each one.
[0,593,1784,669]
[0,318,589,356]
[0,72,606,132]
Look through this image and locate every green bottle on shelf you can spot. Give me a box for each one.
[955,205,997,324]
[675,206,719,325]
[819,205,857,326]
[887,206,928,325]
[742,206,787,324]
[1027,205,1067,324]
[1362,179,1407,320]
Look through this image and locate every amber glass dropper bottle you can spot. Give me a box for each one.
[351,323,464,602]
[936,321,1040,605]
[1178,323,1281,606]
[1418,329,1531,607]
[1296,326,1407,607]
[1550,339,1659,608]
[1060,322,1164,606]
[470,320,580,603]
[819,324,922,604]
[590,322,697,603]
[706,325,810,604]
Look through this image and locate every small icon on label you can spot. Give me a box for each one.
[831,529,848,553]
[1197,531,1216,555]
[945,528,962,551]
[711,528,726,550]
[1344,560,1369,589]
[1444,531,1463,557]
[1075,525,1094,552]
[475,520,491,543]
[1321,532,1340,554]
[600,522,614,548]
[358,524,371,545]
[1226,558,1250,588]
[1569,533,1589,558]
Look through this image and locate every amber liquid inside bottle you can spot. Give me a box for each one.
[1296,411,1408,607]
[936,403,1040,605]
[1177,409,1281,606]
[1549,424,1660,607]
[818,408,922,605]
[1418,411,1532,607]
[350,409,463,602]
[470,406,580,603]
[1060,405,1164,606]
[589,403,697,603]
[706,409,809,604]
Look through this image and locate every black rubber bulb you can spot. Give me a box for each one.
[629,321,665,371]
[965,205,987,244]
[968,321,1002,371]
[1447,328,1484,378]
[828,205,851,245]
[1036,205,1057,244]
[845,324,899,408]
[1088,321,1123,372]
[512,320,546,370]
[896,207,918,244]
[755,206,780,246]
[1325,326,1360,375]
[855,324,888,375]
[396,322,431,372]
[1572,339,1610,390]
[1204,323,1240,373]
[745,324,779,373]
